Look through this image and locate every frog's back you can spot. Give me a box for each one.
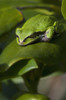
[22,14,57,32]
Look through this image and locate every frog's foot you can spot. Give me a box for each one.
[39,31,62,42]
[39,34,51,42]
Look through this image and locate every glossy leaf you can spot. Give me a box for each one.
[0,39,60,72]
[16,93,51,100]
[0,59,38,80]
[0,7,23,36]
[18,59,38,76]
[61,0,66,20]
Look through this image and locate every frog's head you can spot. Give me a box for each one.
[16,22,57,46]
[16,21,58,46]
[16,28,45,46]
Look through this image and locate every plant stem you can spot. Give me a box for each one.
[22,61,45,93]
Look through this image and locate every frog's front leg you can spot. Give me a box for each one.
[39,26,55,42]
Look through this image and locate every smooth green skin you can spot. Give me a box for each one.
[16,93,51,100]
[16,14,64,46]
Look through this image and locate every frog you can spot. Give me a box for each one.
[16,14,64,46]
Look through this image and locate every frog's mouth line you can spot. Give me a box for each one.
[19,31,45,46]
[19,36,42,46]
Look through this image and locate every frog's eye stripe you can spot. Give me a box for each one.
[16,35,19,38]
[23,31,46,43]
[30,31,45,38]
[23,36,31,42]
[16,35,21,43]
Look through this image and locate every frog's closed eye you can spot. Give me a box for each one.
[29,31,45,38]
[19,31,46,46]
[16,35,19,38]
[21,32,42,44]
[16,35,21,44]
[16,35,20,41]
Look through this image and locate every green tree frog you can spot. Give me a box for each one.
[16,14,64,46]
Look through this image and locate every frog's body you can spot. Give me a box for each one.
[16,14,64,46]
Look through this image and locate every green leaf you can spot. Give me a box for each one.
[61,0,66,20]
[0,7,23,36]
[0,0,36,8]
[0,39,60,72]
[0,59,38,80]
[16,93,50,100]
[18,59,38,76]
[0,0,61,15]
